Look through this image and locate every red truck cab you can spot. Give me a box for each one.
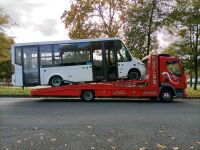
[142,54,187,102]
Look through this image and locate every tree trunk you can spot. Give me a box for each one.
[194,55,198,90]
[146,0,156,55]
[189,71,193,87]
[193,24,199,90]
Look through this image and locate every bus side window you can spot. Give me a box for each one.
[40,45,53,67]
[53,45,62,65]
[59,42,91,65]
[116,40,132,62]
[15,47,22,65]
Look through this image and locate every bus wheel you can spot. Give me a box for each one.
[49,76,63,87]
[81,90,95,102]
[159,89,173,103]
[128,70,140,80]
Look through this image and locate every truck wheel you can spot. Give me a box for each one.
[49,76,63,87]
[159,89,173,103]
[128,70,140,80]
[81,90,95,102]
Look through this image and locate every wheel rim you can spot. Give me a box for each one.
[83,91,93,101]
[129,72,138,80]
[52,77,61,86]
[162,92,171,101]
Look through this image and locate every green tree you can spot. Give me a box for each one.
[61,0,127,39]
[125,0,173,59]
[0,8,14,79]
[165,0,200,90]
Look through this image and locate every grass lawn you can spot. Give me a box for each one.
[0,86,31,96]
[0,85,199,98]
[186,87,200,98]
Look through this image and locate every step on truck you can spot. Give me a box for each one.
[31,54,187,102]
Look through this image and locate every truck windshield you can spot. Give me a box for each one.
[166,61,181,77]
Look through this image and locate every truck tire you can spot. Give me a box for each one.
[81,90,95,102]
[49,75,63,87]
[159,89,173,103]
[128,70,141,80]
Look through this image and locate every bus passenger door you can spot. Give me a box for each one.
[105,41,118,80]
[22,46,40,86]
[92,41,118,81]
[92,49,105,81]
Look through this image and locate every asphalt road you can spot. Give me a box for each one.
[0,98,200,150]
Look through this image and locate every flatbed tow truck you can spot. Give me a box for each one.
[31,54,187,102]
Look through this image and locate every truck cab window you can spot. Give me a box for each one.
[166,61,181,77]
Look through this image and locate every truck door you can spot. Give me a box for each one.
[160,57,184,89]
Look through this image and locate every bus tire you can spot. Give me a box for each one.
[81,90,95,102]
[49,75,63,87]
[159,89,173,103]
[128,69,141,80]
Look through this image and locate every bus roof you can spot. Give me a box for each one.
[13,37,121,47]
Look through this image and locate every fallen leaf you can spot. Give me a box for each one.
[172,147,179,150]
[50,138,56,141]
[196,141,200,144]
[190,146,194,149]
[110,130,114,133]
[39,133,44,135]
[139,147,146,150]
[171,137,176,140]
[91,147,95,150]
[40,136,44,140]
[158,130,163,133]
[17,140,21,143]
[92,134,96,137]
[88,126,92,129]
[64,144,67,147]
[112,146,117,150]
[156,143,167,149]
[33,127,38,130]
[108,138,112,142]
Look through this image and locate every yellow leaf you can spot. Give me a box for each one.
[156,143,167,149]
[172,147,179,150]
[112,146,117,150]
[87,125,92,128]
[171,137,176,140]
[196,141,200,144]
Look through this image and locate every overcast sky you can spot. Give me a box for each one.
[1,0,70,43]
